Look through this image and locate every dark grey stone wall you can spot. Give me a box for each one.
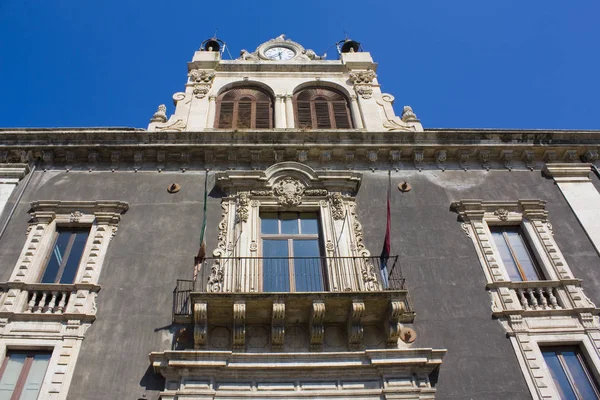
[0,168,599,399]
[357,170,600,400]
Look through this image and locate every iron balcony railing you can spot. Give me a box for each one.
[173,256,407,319]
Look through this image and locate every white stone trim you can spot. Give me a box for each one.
[544,163,600,256]
[0,163,29,218]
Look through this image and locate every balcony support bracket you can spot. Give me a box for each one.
[348,299,364,349]
[194,302,208,349]
[385,300,405,347]
[309,300,325,351]
[271,301,285,350]
[233,301,246,350]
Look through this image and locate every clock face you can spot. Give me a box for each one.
[264,47,296,60]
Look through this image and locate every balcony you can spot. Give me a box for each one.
[0,282,100,322]
[486,279,598,317]
[172,256,414,351]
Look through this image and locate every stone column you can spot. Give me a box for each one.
[284,95,294,128]
[349,95,364,129]
[205,95,217,128]
[275,95,286,129]
[543,163,600,255]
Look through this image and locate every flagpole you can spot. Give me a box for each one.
[380,170,391,289]
[194,169,209,283]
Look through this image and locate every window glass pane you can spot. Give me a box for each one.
[293,240,323,292]
[0,353,26,396]
[300,213,319,235]
[542,350,578,400]
[261,213,279,234]
[263,240,289,292]
[59,231,88,284]
[505,230,541,280]
[41,231,72,283]
[280,213,299,234]
[20,354,50,400]
[491,231,523,281]
[562,350,600,400]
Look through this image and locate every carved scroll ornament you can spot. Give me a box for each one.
[273,177,305,207]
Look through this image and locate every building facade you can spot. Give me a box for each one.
[0,35,599,399]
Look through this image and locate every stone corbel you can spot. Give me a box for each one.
[233,301,246,350]
[194,302,208,349]
[385,300,405,347]
[309,300,325,351]
[347,300,365,349]
[271,301,285,350]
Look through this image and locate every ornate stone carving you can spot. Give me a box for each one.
[377,95,418,132]
[328,192,345,220]
[236,192,250,223]
[583,150,599,163]
[501,150,513,170]
[349,70,377,85]
[274,177,305,207]
[150,104,167,123]
[207,261,224,293]
[563,149,578,162]
[194,302,208,349]
[401,106,418,122]
[461,222,472,238]
[193,84,211,99]
[494,208,509,221]
[296,150,308,163]
[522,151,535,170]
[479,150,491,170]
[319,150,332,166]
[350,203,380,291]
[458,151,469,170]
[355,85,373,99]
[309,300,325,350]
[233,302,246,350]
[348,300,365,349]
[386,301,405,347]
[389,150,402,170]
[250,189,273,197]
[189,69,215,84]
[213,202,229,258]
[367,150,378,164]
[305,189,328,196]
[154,119,187,132]
[69,211,82,223]
[172,92,186,105]
[271,302,285,350]
[413,150,424,171]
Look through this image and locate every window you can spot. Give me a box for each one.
[0,351,51,399]
[260,212,324,292]
[215,87,273,129]
[294,87,353,129]
[40,228,89,284]
[490,226,544,281]
[542,346,600,400]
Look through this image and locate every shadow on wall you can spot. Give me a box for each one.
[139,364,165,392]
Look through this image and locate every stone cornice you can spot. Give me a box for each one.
[451,199,548,222]
[0,163,29,180]
[0,128,599,171]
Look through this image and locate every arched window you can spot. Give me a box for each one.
[294,87,353,129]
[215,87,273,129]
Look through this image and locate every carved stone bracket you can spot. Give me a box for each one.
[349,70,376,100]
[233,301,246,350]
[309,300,325,351]
[236,192,250,223]
[194,302,208,349]
[348,300,365,349]
[271,301,285,350]
[328,192,345,220]
[385,300,405,347]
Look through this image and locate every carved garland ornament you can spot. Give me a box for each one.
[329,192,345,220]
[349,70,377,100]
[350,204,380,291]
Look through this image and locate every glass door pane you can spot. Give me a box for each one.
[263,240,289,292]
[0,354,26,397]
[293,240,323,292]
[19,354,50,400]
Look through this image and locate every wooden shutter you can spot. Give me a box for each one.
[237,101,252,129]
[255,102,272,128]
[296,101,312,128]
[315,101,331,129]
[332,102,352,129]
[217,102,234,128]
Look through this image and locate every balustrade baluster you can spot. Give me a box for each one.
[517,288,529,310]
[547,287,560,309]
[536,287,548,309]
[526,288,538,309]
[56,292,67,314]
[26,292,37,313]
[45,291,58,313]
[34,291,47,313]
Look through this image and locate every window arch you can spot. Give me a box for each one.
[215,87,273,129]
[294,87,353,129]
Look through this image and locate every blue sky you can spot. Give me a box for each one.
[0,0,598,129]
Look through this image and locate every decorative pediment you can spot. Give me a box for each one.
[238,34,325,61]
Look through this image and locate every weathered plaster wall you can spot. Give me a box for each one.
[1,168,599,399]
[358,170,600,400]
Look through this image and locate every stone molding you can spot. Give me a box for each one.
[543,162,592,182]
[0,163,29,181]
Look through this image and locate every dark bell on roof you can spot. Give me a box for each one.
[340,39,361,53]
[203,38,221,52]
